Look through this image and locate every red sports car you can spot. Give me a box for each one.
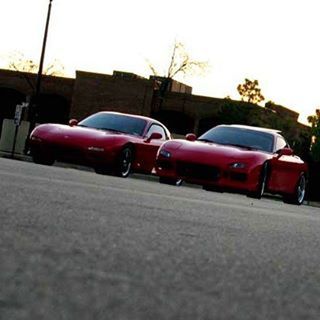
[155,124,308,205]
[29,111,171,177]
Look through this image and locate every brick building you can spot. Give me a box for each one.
[0,68,308,141]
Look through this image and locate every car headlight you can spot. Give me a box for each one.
[229,162,246,169]
[159,149,171,158]
[30,135,43,143]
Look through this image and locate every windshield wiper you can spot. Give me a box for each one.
[100,128,126,134]
[223,143,256,150]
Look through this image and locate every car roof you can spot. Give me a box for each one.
[225,124,281,135]
[97,111,155,122]
[97,111,171,137]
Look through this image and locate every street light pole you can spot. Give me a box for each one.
[26,0,53,153]
[35,0,53,101]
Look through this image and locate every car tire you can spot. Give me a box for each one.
[32,152,55,166]
[159,177,183,186]
[283,173,307,205]
[247,162,268,199]
[114,146,133,178]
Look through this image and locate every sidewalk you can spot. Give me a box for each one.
[0,150,32,162]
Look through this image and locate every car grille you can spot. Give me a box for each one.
[53,145,85,163]
[156,159,173,170]
[176,161,220,181]
[228,172,247,182]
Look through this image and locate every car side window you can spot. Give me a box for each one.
[275,136,288,152]
[146,124,167,140]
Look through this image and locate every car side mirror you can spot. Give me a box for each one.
[69,119,78,127]
[185,133,197,141]
[144,132,162,143]
[277,147,294,157]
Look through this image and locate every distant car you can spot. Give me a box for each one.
[29,111,171,177]
[155,124,308,205]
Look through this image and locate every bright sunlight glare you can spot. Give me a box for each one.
[1,0,320,124]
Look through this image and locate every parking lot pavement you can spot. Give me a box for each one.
[1,150,319,208]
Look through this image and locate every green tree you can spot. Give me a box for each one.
[265,100,276,110]
[308,109,320,161]
[237,78,265,104]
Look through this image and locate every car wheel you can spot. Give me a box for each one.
[32,152,55,166]
[247,162,268,199]
[283,173,307,205]
[115,146,133,178]
[159,177,183,186]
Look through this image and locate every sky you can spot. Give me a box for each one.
[1,0,320,124]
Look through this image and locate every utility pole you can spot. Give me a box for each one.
[25,0,53,153]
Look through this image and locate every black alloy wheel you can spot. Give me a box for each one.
[115,146,133,178]
[283,173,307,205]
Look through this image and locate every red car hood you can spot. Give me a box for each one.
[32,124,136,146]
[164,140,270,165]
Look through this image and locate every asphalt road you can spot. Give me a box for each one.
[1,157,320,320]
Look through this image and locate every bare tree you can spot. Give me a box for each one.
[147,40,208,81]
[1,51,65,92]
[4,51,65,77]
[146,41,208,114]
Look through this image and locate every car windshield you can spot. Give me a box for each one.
[78,113,147,136]
[198,126,274,153]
